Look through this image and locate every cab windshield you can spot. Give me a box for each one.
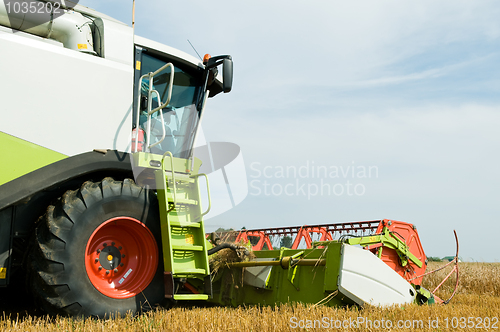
[137,53,203,159]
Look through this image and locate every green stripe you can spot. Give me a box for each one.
[0,132,67,186]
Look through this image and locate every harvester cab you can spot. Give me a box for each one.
[129,49,233,301]
[132,49,232,158]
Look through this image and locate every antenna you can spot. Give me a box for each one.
[132,0,136,28]
[132,1,136,49]
[188,39,203,61]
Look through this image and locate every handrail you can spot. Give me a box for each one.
[192,173,211,217]
[147,89,166,149]
[148,63,174,114]
[133,63,175,152]
[161,151,177,213]
[133,73,148,153]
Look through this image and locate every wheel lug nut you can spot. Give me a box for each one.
[106,270,110,274]
[103,243,107,247]
[118,246,122,250]
[113,269,118,273]
[122,254,125,258]
[95,258,99,263]
[111,242,115,246]
[98,266,102,271]
[120,263,124,267]
[97,249,101,253]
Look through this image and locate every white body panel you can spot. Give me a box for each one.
[0,3,95,54]
[134,35,202,70]
[0,18,133,156]
[133,36,224,86]
[0,2,225,158]
[338,244,416,306]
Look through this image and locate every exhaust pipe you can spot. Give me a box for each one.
[0,1,96,55]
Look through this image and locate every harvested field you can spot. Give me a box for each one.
[0,262,499,331]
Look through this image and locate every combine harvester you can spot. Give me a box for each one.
[0,1,458,317]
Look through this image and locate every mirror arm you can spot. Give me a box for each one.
[196,66,211,111]
[206,55,232,69]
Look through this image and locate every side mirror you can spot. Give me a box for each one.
[222,58,233,93]
[206,55,233,94]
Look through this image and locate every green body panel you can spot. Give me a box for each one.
[346,227,422,268]
[210,243,349,307]
[209,240,433,307]
[131,151,202,174]
[0,132,66,186]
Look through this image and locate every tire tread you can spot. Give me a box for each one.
[28,177,163,317]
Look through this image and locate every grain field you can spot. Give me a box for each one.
[0,262,498,331]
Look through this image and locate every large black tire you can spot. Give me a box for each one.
[28,177,164,318]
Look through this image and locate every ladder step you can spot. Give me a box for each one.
[172,245,204,251]
[174,268,206,275]
[165,172,195,183]
[170,221,201,228]
[176,199,198,206]
[174,294,209,301]
[166,197,198,205]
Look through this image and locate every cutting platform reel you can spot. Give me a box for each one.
[220,219,425,284]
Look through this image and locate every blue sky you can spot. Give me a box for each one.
[81,0,500,261]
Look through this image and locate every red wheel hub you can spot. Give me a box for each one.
[85,217,158,299]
